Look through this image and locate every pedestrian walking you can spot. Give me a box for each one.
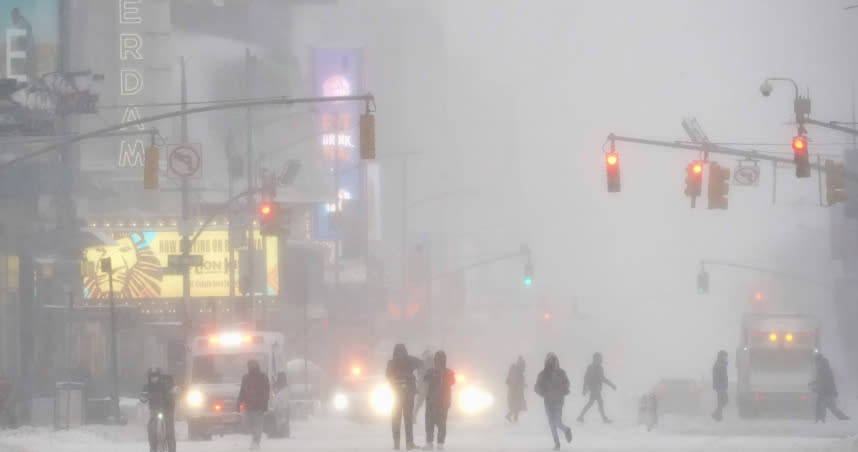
[422,351,455,451]
[577,352,616,424]
[535,353,573,450]
[237,360,270,450]
[811,353,850,423]
[711,350,728,421]
[506,356,527,423]
[387,344,422,450]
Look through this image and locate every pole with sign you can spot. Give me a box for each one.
[100,257,120,424]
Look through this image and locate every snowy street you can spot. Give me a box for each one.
[1,416,855,452]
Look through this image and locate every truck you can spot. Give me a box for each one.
[181,330,290,440]
[736,314,819,418]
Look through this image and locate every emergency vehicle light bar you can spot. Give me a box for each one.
[198,334,263,347]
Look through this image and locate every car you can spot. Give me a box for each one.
[653,378,702,416]
[329,374,394,423]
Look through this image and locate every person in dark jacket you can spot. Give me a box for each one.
[711,350,728,421]
[387,343,422,450]
[140,368,176,452]
[237,360,270,450]
[577,352,616,424]
[811,353,850,422]
[506,356,527,423]
[422,350,455,451]
[535,353,572,450]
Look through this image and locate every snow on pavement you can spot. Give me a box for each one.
[1,417,856,452]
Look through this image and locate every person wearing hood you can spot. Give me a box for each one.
[577,352,616,424]
[711,350,728,421]
[506,356,527,423]
[534,353,573,450]
[414,349,434,423]
[387,343,422,450]
[237,360,270,450]
[811,353,850,422]
[422,350,455,451]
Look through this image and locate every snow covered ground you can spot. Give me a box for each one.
[0,415,855,452]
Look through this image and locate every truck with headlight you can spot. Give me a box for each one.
[736,314,819,418]
[183,331,289,440]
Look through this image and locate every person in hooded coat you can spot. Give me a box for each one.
[506,356,527,423]
[413,349,434,423]
[534,353,573,450]
[237,359,270,450]
[711,350,728,421]
[811,353,850,422]
[422,350,455,451]
[387,343,422,450]
[577,352,616,424]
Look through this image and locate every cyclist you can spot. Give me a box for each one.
[141,368,176,452]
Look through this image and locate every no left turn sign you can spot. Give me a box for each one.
[168,144,202,179]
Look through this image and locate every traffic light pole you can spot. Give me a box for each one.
[180,57,192,333]
[700,259,831,287]
[607,133,858,183]
[245,49,257,325]
[0,93,376,171]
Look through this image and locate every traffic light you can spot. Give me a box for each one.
[605,151,621,192]
[707,162,730,209]
[685,161,703,197]
[792,134,811,178]
[825,159,847,205]
[697,269,709,294]
[523,262,534,287]
[143,146,159,189]
[360,113,375,159]
[258,201,279,236]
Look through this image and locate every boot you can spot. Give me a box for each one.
[563,426,572,443]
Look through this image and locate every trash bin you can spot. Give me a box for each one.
[54,382,85,430]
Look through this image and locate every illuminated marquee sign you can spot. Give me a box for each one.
[81,230,278,299]
[312,47,365,240]
[116,0,146,168]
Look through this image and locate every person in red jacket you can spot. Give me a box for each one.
[237,360,270,450]
[422,351,455,451]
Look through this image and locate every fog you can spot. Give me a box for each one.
[3,0,858,443]
[168,1,855,389]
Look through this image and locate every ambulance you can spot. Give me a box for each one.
[182,331,289,440]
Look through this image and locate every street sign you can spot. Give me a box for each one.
[167,144,202,179]
[166,254,204,274]
[733,161,760,186]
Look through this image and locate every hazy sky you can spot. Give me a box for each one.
[173,0,858,385]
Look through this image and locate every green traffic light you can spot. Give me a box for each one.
[524,277,533,287]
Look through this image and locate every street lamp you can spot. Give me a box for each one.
[759,77,810,129]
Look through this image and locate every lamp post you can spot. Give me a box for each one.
[760,77,810,131]
[99,257,120,424]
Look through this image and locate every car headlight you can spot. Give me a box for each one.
[333,393,349,412]
[460,386,493,414]
[372,385,394,414]
[186,390,204,407]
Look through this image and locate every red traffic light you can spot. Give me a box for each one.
[258,202,273,217]
[606,152,618,166]
[692,163,703,174]
[792,135,807,154]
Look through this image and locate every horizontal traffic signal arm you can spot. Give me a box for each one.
[606,133,858,183]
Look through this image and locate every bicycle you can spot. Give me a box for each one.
[154,411,168,452]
